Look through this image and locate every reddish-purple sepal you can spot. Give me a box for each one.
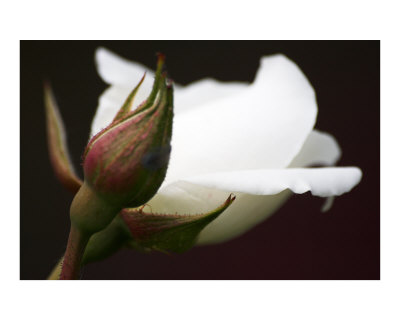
[44,82,82,194]
[120,195,236,253]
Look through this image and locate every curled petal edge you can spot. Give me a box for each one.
[177,167,362,198]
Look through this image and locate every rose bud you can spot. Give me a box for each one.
[70,54,173,235]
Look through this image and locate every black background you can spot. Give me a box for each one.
[20,41,380,280]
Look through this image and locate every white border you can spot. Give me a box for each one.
[3,1,399,319]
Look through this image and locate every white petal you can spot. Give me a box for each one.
[92,49,317,174]
[162,54,318,186]
[179,167,362,197]
[174,78,247,113]
[96,47,155,87]
[289,129,341,167]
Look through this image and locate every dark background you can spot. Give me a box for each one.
[20,41,380,280]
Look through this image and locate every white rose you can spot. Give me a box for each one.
[91,48,362,245]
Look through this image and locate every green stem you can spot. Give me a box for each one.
[59,226,90,280]
[47,214,133,280]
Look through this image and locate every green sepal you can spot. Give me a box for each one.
[120,195,236,253]
[112,73,146,122]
